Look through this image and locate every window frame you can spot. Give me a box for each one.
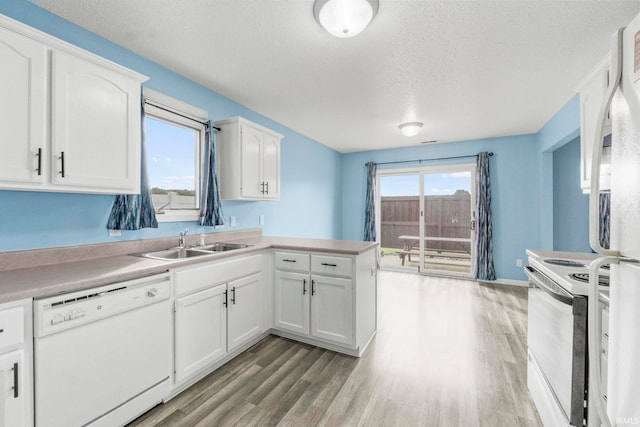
[143,88,208,223]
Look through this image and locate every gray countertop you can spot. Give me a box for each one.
[0,230,378,304]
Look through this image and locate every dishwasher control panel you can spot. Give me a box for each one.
[34,273,171,337]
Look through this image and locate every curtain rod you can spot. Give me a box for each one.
[144,100,221,131]
[373,152,493,166]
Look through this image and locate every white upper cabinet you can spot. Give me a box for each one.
[0,15,148,194]
[0,25,47,186]
[50,50,142,193]
[578,55,612,194]
[216,117,282,200]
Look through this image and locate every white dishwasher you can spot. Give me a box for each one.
[33,273,172,427]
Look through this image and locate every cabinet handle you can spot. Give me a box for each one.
[35,148,42,176]
[303,279,307,295]
[231,287,236,304]
[223,290,228,307]
[265,181,269,194]
[59,152,65,178]
[12,362,18,398]
[321,263,337,267]
[260,182,265,195]
[311,280,316,296]
[282,259,296,263]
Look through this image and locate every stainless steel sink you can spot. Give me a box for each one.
[138,242,251,261]
[197,242,250,252]
[140,247,213,261]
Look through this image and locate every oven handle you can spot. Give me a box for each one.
[524,266,574,306]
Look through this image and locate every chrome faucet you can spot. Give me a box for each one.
[178,229,189,248]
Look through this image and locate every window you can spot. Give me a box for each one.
[143,89,207,222]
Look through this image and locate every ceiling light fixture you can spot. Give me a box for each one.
[313,0,379,38]
[399,122,423,137]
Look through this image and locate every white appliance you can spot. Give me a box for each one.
[587,13,640,427]
[33,273,172,427]
[524,252,609,427]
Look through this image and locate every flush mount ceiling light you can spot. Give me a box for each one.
[313,0,379,38]
[399,122,423,137]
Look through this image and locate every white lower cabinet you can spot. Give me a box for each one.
[0,299,32,427]
[0,349,27,427]
[174,284,227,383]
[172,254,265,388]
[274,271,353,346]
[310,275,353,346]
[227,273,262,352]
[273,250,376,355]
[274,271,310,335]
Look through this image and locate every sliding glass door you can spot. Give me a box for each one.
[378,164,475,277]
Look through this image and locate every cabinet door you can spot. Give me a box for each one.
[175,284,227,383]
[261,133,280,199]
[310,275,353,346]
[51,50,141,193]
[0,27,47,187]
[227,273,263,352]
[274,271,310,335]
[0,349,26,427]
[240,124,263,199]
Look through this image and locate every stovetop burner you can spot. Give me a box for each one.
[544,259,586,268]
[569,273,609,286]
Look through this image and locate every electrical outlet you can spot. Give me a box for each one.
[230,216,236,227]
[516,258,523,267]
[109,229,121,237]
[259,214,265,225]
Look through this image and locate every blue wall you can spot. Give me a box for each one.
[0,1,343,251]
[535,95,581,249]
[553,137,591,252]
[341,135,540,281]
[0,1,589,281]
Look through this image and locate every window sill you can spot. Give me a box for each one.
[156,210,200,223]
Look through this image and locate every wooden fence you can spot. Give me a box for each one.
[380,195,472,252]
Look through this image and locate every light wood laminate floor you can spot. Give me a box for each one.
[129,271,542,427]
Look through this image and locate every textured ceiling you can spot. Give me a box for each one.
[35,0,640,153]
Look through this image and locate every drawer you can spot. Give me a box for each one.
[0,306,24,349]
[174,254,262,296]
[274,252,310,272]
[311,254,352,277]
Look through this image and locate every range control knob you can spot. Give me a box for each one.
[147,288,158,298]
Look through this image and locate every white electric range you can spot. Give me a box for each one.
[524,250,609,427]
[526,250,609,296]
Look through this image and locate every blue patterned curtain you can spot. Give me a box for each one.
[107,95,158,230]
[364,162,377,242]
[199,121,225,226]
[474,152,496,280]
[599,192,610,249]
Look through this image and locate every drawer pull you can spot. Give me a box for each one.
[0,328,3,333]
[282,259,297,263]
[321,263,337,267]
[12,362,18,398]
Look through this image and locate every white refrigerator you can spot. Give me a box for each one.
[588,12,640,427]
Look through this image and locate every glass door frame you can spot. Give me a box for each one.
[376,162,476,278]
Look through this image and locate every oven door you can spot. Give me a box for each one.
[525,266,587,427]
